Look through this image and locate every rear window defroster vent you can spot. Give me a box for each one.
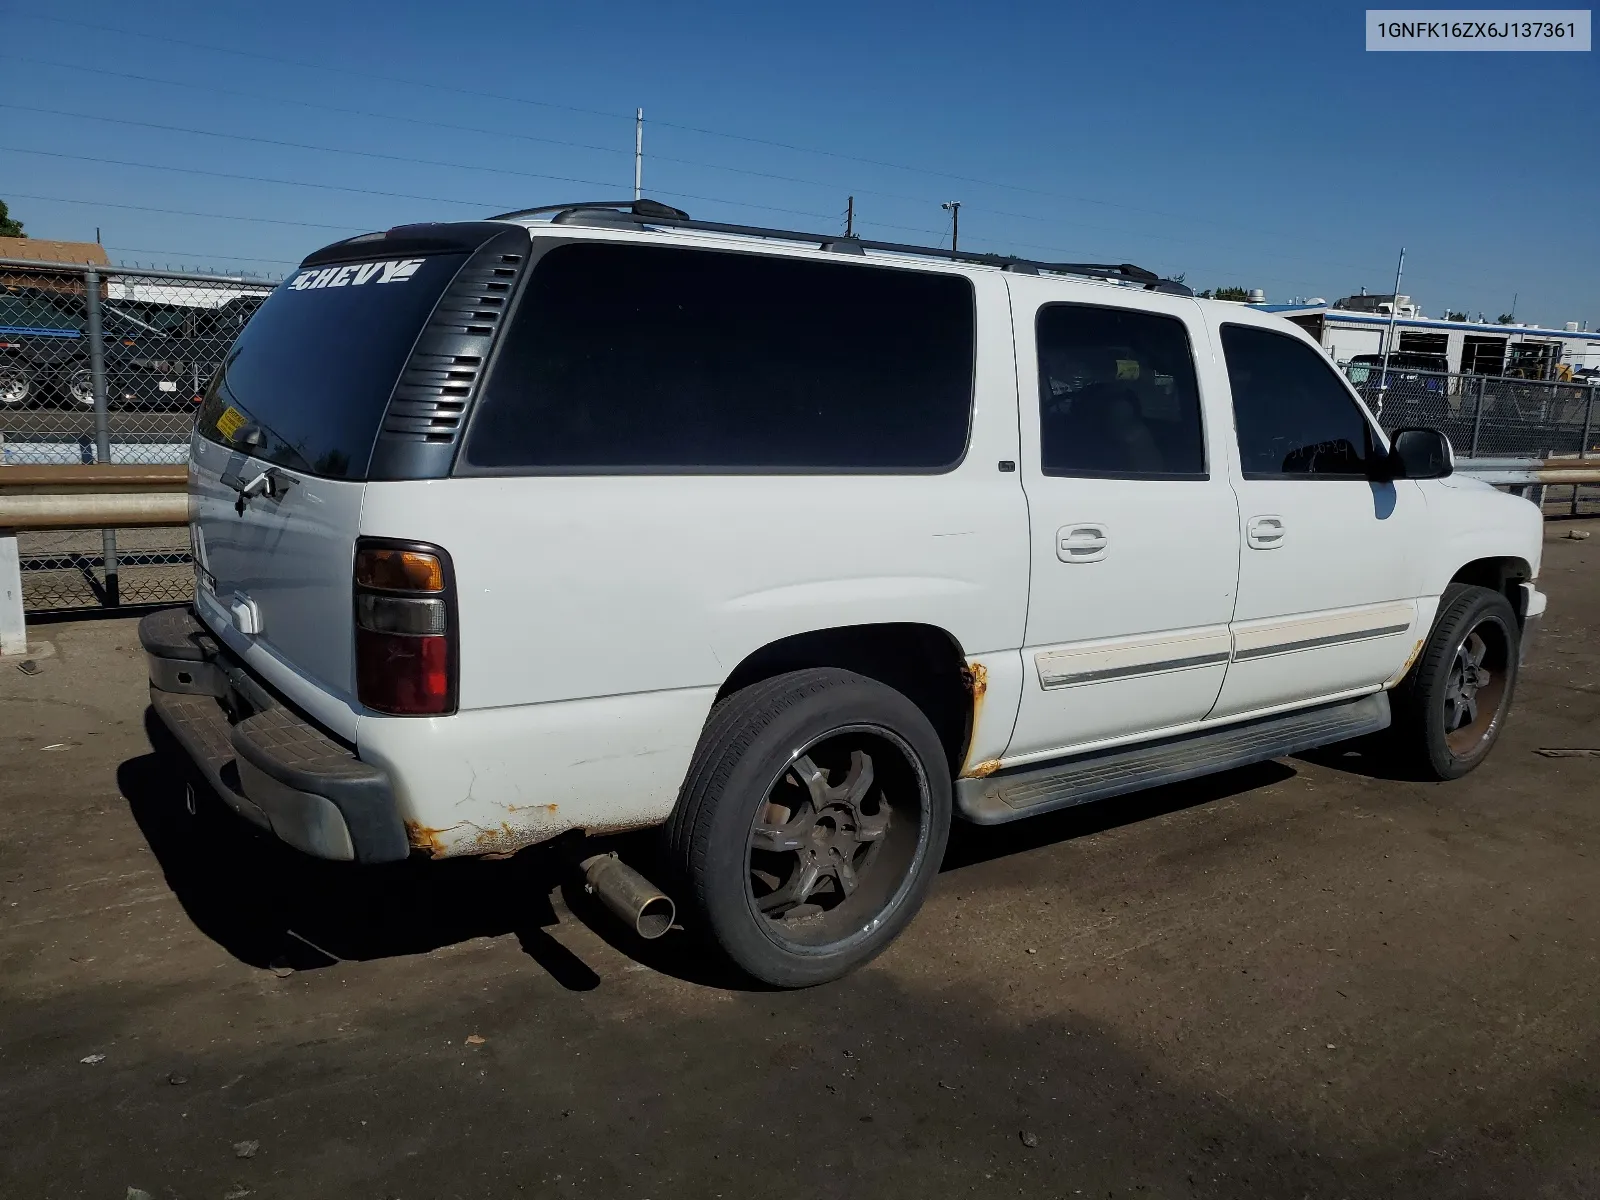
[370,225,531,479]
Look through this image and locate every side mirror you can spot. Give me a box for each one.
[1385,427,1454,480]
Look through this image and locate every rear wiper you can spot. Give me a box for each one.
[233,466,293,515]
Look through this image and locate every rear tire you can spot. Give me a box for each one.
[665,668,952,988]
[1390,584,1519,780]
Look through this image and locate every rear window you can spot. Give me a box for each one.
[461,242,975,472]
[196,254,467,478]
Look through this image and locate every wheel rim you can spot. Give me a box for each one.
[1442,616,1511,757]
[746,724,930,953]
[69,369,95,406]
[0,368,27,405]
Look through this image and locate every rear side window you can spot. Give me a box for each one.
[1221,324,1378,478]
[1035,303,1206,478]
[197,254,468,478]
[462,242,975,472]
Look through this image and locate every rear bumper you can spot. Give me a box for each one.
[139,607,409,863]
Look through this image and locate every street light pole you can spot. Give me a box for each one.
[941,201,962,252]
[634,108,643,201]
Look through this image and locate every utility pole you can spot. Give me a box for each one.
[941,201,961,252]
[1376,246,1404,418]
[845,196,854,237]
[634,108,643,201]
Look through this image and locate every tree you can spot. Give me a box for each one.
[1447,310,1467,322]
[0,200,23,238]
[1211,286,1250,302]
[1496,313,1515,324]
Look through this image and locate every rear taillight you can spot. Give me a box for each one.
[354,539,456,715]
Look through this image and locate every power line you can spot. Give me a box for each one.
[1,102,632,192]
[104,245,295,268]
[18,15,1513,295]
[0,54,635,164]
[0,53,941,209]
[0,146,503,211]
[3,11,1404,252]
[0,104,898,231]
[4,192,363,231]
[16,13,629,126]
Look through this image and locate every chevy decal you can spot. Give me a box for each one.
[286,259,426,292]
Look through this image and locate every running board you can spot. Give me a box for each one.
[956,693,1390,825]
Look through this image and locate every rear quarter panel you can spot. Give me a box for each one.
[356,270,1031,855]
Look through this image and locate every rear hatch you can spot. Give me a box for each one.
[189,242,484,715]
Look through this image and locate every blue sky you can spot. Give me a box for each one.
[2,0,1594,328]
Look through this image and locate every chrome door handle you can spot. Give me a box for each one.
[1056,523,1110,563]
[1246,515,1285,550]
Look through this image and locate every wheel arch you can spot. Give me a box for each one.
[1448,556,1535,625]
[715,622,976,778]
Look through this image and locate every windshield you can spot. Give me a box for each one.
[195,253,467,478]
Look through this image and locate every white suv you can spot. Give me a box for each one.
[141,200,1546,987]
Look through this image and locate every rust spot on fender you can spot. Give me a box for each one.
[1397,637,1426,680]
[958,662,996,778]
[405,820,451,857]
[961,661,988,701]
[406,816,562,859]
[504,803,560,817]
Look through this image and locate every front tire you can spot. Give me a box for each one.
[1391,584,1520,780]
[665,668,952,988]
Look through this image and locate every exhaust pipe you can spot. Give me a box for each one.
[579,853,676,940]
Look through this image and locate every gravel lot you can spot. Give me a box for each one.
[2,518,1597,1199]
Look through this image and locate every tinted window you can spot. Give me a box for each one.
[1036,304,1205,478]
[463,242,974,472]
[1221,324,1378,477]
[197,254,467,478]
[0,294,81,334]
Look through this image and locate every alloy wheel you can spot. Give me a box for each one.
[1442,619,1509,757]
[747,724,930,952]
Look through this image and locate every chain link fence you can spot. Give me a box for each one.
[1351,361,1600,518]
[1348,362,1599,459]
[2,257,277,610]
[3,258,1597,612]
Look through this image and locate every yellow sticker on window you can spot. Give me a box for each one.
[215,406,246,439]
[1115,359,1141,380]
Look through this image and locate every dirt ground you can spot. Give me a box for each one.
[2,519,1597,1200]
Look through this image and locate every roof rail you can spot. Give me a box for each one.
[486,199,1191,295]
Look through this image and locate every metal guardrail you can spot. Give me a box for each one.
[0,465,188,530]
[1,457,1596,656]
[0,466,190,651]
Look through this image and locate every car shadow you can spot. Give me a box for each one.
[120,707,742,991]
[1293,733,1429,782]
[941,759,1297,871]
[121,708,1334,993]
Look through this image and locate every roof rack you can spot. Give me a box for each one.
[487,199,1192,295]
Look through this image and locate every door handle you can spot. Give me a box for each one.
[1246,515,1285,550]
[1056,523,1109,563]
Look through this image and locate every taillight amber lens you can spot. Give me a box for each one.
[355,547,445,592]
